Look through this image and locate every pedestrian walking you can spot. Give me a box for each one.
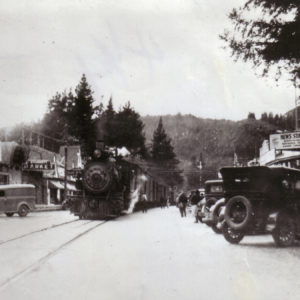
[141,193,148,213]
[178,191,188,217]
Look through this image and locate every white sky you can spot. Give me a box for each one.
[0,0,296,128]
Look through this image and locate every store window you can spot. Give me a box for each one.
[0,174,9,185]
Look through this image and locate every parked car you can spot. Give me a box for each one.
[0,184,36,217]
[220,166,300,246]
[203,197,226,233]
[199,180,224,233]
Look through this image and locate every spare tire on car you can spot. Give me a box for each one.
[224,195,253,230]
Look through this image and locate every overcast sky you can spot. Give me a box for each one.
[0,0,296,128]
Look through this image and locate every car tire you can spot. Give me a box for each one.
[222,223,244,244]
[212,222,222,234]
[18,204,29,217]
[224,196,253,230]
[211,205,224,234]
[5,212,14,217]
[272,213,295,247]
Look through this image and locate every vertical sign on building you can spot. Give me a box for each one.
[295,76,300,131]
[296,95,300,130]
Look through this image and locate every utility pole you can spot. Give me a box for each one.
[198,152,203,187]
[64,145,68,201]
[63,125,68,201]
[295,76,300,131]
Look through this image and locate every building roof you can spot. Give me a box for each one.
[0,184,35,189]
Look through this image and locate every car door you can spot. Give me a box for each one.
[0,190,6,211]
[4,189,16,212]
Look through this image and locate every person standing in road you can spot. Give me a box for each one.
[191,190,202,223]
[141,193,148,213]
[178,191,188,217]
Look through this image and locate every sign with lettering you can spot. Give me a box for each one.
[23,160,55,170]
[270,132,300,150]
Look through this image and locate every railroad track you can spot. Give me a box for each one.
[0,219,82,246]
[0,220,107,290]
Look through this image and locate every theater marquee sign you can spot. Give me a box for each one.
[270,132,300,150]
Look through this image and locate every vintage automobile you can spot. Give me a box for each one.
[203,197,226,234]
[220,166,300,246]
[0,184,36,217]
[199,180,224,233]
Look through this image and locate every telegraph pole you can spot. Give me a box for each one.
[63,125,68,202]
[64,145,68,201]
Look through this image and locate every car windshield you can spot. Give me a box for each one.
[209,184,223,193]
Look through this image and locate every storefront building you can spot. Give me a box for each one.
[0,141,82,205]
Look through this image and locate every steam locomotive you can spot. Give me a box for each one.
[69,142,133,219]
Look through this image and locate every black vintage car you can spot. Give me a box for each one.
[220,166,300,246]
[196,179,224,232]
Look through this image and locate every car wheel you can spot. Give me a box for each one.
[272,214,295,247]
[212,222,222,234]
[211,205,224,234]
[5,212,14,217]
[222,223,244,244]
[18,204,29,217]
[224,196,253,230]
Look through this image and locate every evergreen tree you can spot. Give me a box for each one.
[151,117,183,187]
[42,91,74,140]
[221,0,300,82]
[152,117,176,160]
[70,74,96,156]
[103,97,117,146]
[113,102,147,157]
[248,112,256,120]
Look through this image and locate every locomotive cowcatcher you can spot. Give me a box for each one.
[69,141,132,219]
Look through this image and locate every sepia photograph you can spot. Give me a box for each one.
[0,0,300,299]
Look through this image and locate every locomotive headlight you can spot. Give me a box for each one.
[94,149,101,158]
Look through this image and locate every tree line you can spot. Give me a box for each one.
[1,74,183,188]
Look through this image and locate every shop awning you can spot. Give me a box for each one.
[48,180,64,190]
[67,183,77,191]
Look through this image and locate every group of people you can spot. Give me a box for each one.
[137,190,203,218]
[159,195,169,208]
[138,193,171,213]
[177,190,203,218]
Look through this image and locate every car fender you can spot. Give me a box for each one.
[210,198,225,213]
[211,198,225,222]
